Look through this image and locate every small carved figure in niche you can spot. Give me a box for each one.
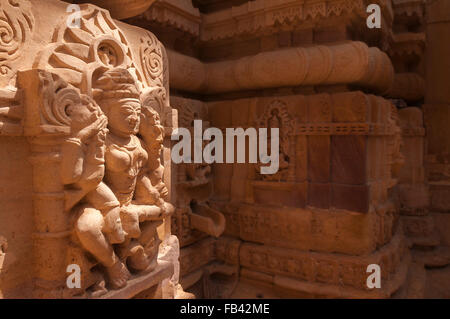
[268,108,282,139]
[186,162,211,184]
[185,113,212,185]
[259,107,290,181]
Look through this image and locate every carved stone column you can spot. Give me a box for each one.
[0,1,179,298]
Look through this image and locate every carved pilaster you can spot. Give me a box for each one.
[0,2,178,298]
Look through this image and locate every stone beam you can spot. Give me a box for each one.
[168,41,396,95]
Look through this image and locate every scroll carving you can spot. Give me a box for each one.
[140,32,164,88]
[0,0,34,87]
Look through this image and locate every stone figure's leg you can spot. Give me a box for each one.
[103,206,126,244]
[85,183,125,244]
[75,207,130,289]
[138,204,164,221]
[120,205,141,239]
[120,203,166,240]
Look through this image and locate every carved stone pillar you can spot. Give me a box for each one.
[29,139,68,297]
[0,0,179,298]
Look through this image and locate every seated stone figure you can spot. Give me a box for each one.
[62,68,174,291]
[61,94,126,247]
[137,99,170,206]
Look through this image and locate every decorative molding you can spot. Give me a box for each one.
[201,0,393,41]
[393,0,425,19]
[143,0,201,37]
[179,237,215,277]
[81,0,157,20]
[388,32,426,59]
[240,231,409,298]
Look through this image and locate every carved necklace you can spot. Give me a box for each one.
[107,134,144,178]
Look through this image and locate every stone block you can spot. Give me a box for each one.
[331,135,367,185]
[332,92,369,123]
[308,182,330,209]
[307,136,330,183]
[331,184,370,213]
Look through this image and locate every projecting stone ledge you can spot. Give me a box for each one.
[96,261,174,299]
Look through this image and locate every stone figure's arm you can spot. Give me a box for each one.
[135,173,163,206]
[134,169,174,216]
[61,138,85,185]
[61,116,107,185]
[147,163,169,198]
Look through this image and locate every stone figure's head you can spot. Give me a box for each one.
[139,87,167,154]
[140,105,164,153]
[93,68,142,137]
[66,94,104,133]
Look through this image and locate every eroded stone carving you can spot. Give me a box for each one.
[255,100,296,182]
[172,99,225,246]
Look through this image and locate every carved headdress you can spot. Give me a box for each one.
[92,68,141,113]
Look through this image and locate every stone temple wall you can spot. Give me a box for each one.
[0,0,181,298]
[126,0,444,298]
[0,0,449,299]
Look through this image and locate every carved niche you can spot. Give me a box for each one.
[254,99,296,182]
[0,0,34,87]
[172,100,225,248]
[244,99,304,207]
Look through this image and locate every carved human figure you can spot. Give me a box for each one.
[62,68,173,290]
[268,109,282,139]
[137,102,169,206]
[61,94,126,247]
[260,107,289,181]
[61,92,130,289]
[185,114,211,184]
